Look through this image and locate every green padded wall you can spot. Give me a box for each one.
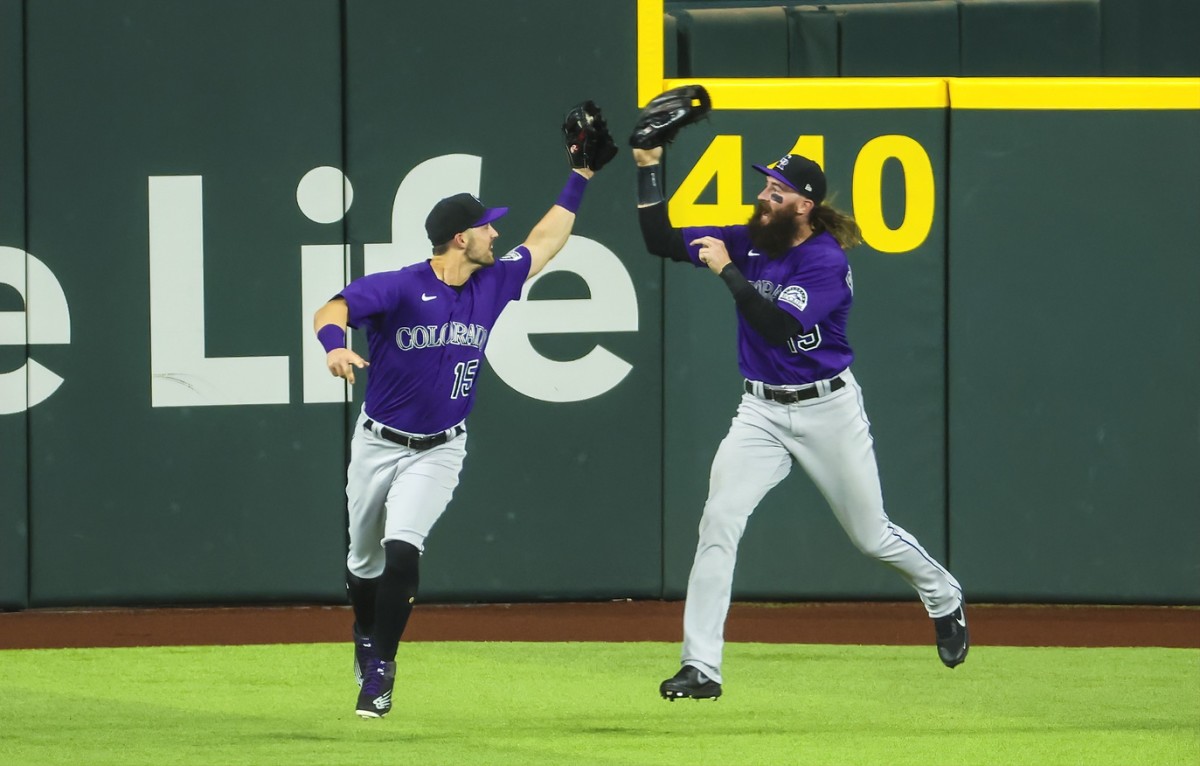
[947,108,1200,602]
[670,0,931,6]
[787,6,840,77]
[837,1,960,76]
[665,12,681,78]
[662,111,950,600]
[343,0,660,600]
[959,0,1103,76]
[0,0,28,609]
[25,0,348,605]
[673,0,1198,78]
[678,7,792,77]
[1100,0,1200,76]
[5,0,1198,610]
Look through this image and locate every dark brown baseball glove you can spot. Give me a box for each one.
[563,101,618,172]
[628,85,712,149]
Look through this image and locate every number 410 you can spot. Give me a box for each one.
[667,134,936,254]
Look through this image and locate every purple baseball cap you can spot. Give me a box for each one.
[752,154,827,204]
[425,192,509,245]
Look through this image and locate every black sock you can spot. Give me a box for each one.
[373,540,421,662]
[345,569,381,636]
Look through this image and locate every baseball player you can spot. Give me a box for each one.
[629,90,967,702]
[313,104,616,719]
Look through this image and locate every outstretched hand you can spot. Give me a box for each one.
[326,347,369,384]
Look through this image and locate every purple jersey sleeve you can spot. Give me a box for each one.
[477,245,533,301]
[340,271,404,333]
[680,225,753,269]
[773,245,850,332]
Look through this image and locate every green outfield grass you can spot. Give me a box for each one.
[0,641,1196,766]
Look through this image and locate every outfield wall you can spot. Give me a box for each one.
[1,0,1196,609]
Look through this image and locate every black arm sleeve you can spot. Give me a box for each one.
[717,263,804,346]
[638,203,691,263]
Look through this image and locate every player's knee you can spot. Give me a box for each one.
[346,556,384,580]
[697,510,748,548]
[345,569,380,590]
[849,529,891,559]
[383,539,421,579]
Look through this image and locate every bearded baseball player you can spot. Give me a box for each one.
[313,103,616,719]
[630,87,968,702]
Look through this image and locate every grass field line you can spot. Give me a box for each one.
[1,642,1196,766]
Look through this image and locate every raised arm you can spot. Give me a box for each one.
[633,146,690,263]
[523,167,595,280]
[521,101,616,281]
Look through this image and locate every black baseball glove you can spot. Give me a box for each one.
[629,85,712,149]
[563,101,618,172]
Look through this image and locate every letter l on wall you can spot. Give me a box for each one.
[147,176,289,407]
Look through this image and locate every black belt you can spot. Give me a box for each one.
[745,376,845,404]
[364,419,464,451]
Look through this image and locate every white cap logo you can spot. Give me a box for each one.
[777,155,790,167]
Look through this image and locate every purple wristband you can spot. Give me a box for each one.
[555,172,588,214]
[317,324,346,354]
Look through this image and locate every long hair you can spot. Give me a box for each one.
[810,202,863,251]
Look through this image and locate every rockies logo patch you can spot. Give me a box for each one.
[778,285,808,311]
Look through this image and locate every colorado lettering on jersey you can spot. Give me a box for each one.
[395,322,489,351]
[752,279,780,300]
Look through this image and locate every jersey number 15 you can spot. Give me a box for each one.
[452,360,478,400]
[786,326,822,354]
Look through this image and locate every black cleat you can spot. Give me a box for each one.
[356,659,396,718]
[660,665,722,701]
[933,602,970,668]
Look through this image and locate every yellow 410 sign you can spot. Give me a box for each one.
[669,134,936,254]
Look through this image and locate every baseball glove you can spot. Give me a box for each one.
[563,101,618,172]
[629,85,712,149]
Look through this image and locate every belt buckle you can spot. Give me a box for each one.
[410,433,435,450]
[413,430,450,450]
[758,384,793,404]
[769,383,819,404]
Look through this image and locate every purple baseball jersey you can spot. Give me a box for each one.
[682,226,854,385]
[338,246,532,434]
